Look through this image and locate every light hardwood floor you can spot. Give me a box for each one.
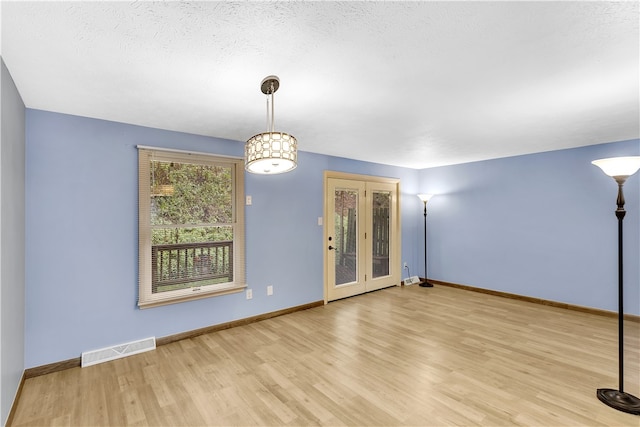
[11,285,640,426]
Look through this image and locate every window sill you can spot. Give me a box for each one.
[138,284,246,309]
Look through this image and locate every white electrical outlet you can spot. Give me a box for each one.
[246,289,253,299]
[267,285,273,296]
[246,195,252,205]
[403,262,408,268]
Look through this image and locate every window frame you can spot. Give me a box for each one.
[137,147,246,308]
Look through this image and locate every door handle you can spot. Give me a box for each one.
[328,245,335,250]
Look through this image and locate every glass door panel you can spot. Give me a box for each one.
[371,191,391,279]
[334,189,358,285]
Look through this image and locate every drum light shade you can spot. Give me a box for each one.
[245,131,297,174]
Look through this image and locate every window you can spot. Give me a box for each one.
[138,148,245,308]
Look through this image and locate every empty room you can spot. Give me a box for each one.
[1,1,639,426]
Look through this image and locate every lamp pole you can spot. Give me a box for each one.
[592,156,640,416]
[417,194,434,287]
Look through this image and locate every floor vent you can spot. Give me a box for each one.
[81,337,156,367]
[403,276,420,286]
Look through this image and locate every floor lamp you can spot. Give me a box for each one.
[591,156,640,416]
[417,194,434,287]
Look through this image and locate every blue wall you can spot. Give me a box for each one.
[24,108,639,370]
[25,109,419,368]
[1,58,26,424]
[418,139,640,315]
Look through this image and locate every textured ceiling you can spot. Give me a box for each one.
[1,1,638,169]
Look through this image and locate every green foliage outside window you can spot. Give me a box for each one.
[151,161,233,245]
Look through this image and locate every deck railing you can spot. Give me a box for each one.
[151,241,233,292]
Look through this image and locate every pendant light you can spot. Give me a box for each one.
[245,75,298,174]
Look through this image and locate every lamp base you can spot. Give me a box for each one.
[597,388,640,415]
[418,278,433,288]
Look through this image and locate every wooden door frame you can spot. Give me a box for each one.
[323,171,402,304]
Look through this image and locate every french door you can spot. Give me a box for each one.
[324,173,400,302]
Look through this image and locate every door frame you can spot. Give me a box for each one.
[323,171,401,304]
